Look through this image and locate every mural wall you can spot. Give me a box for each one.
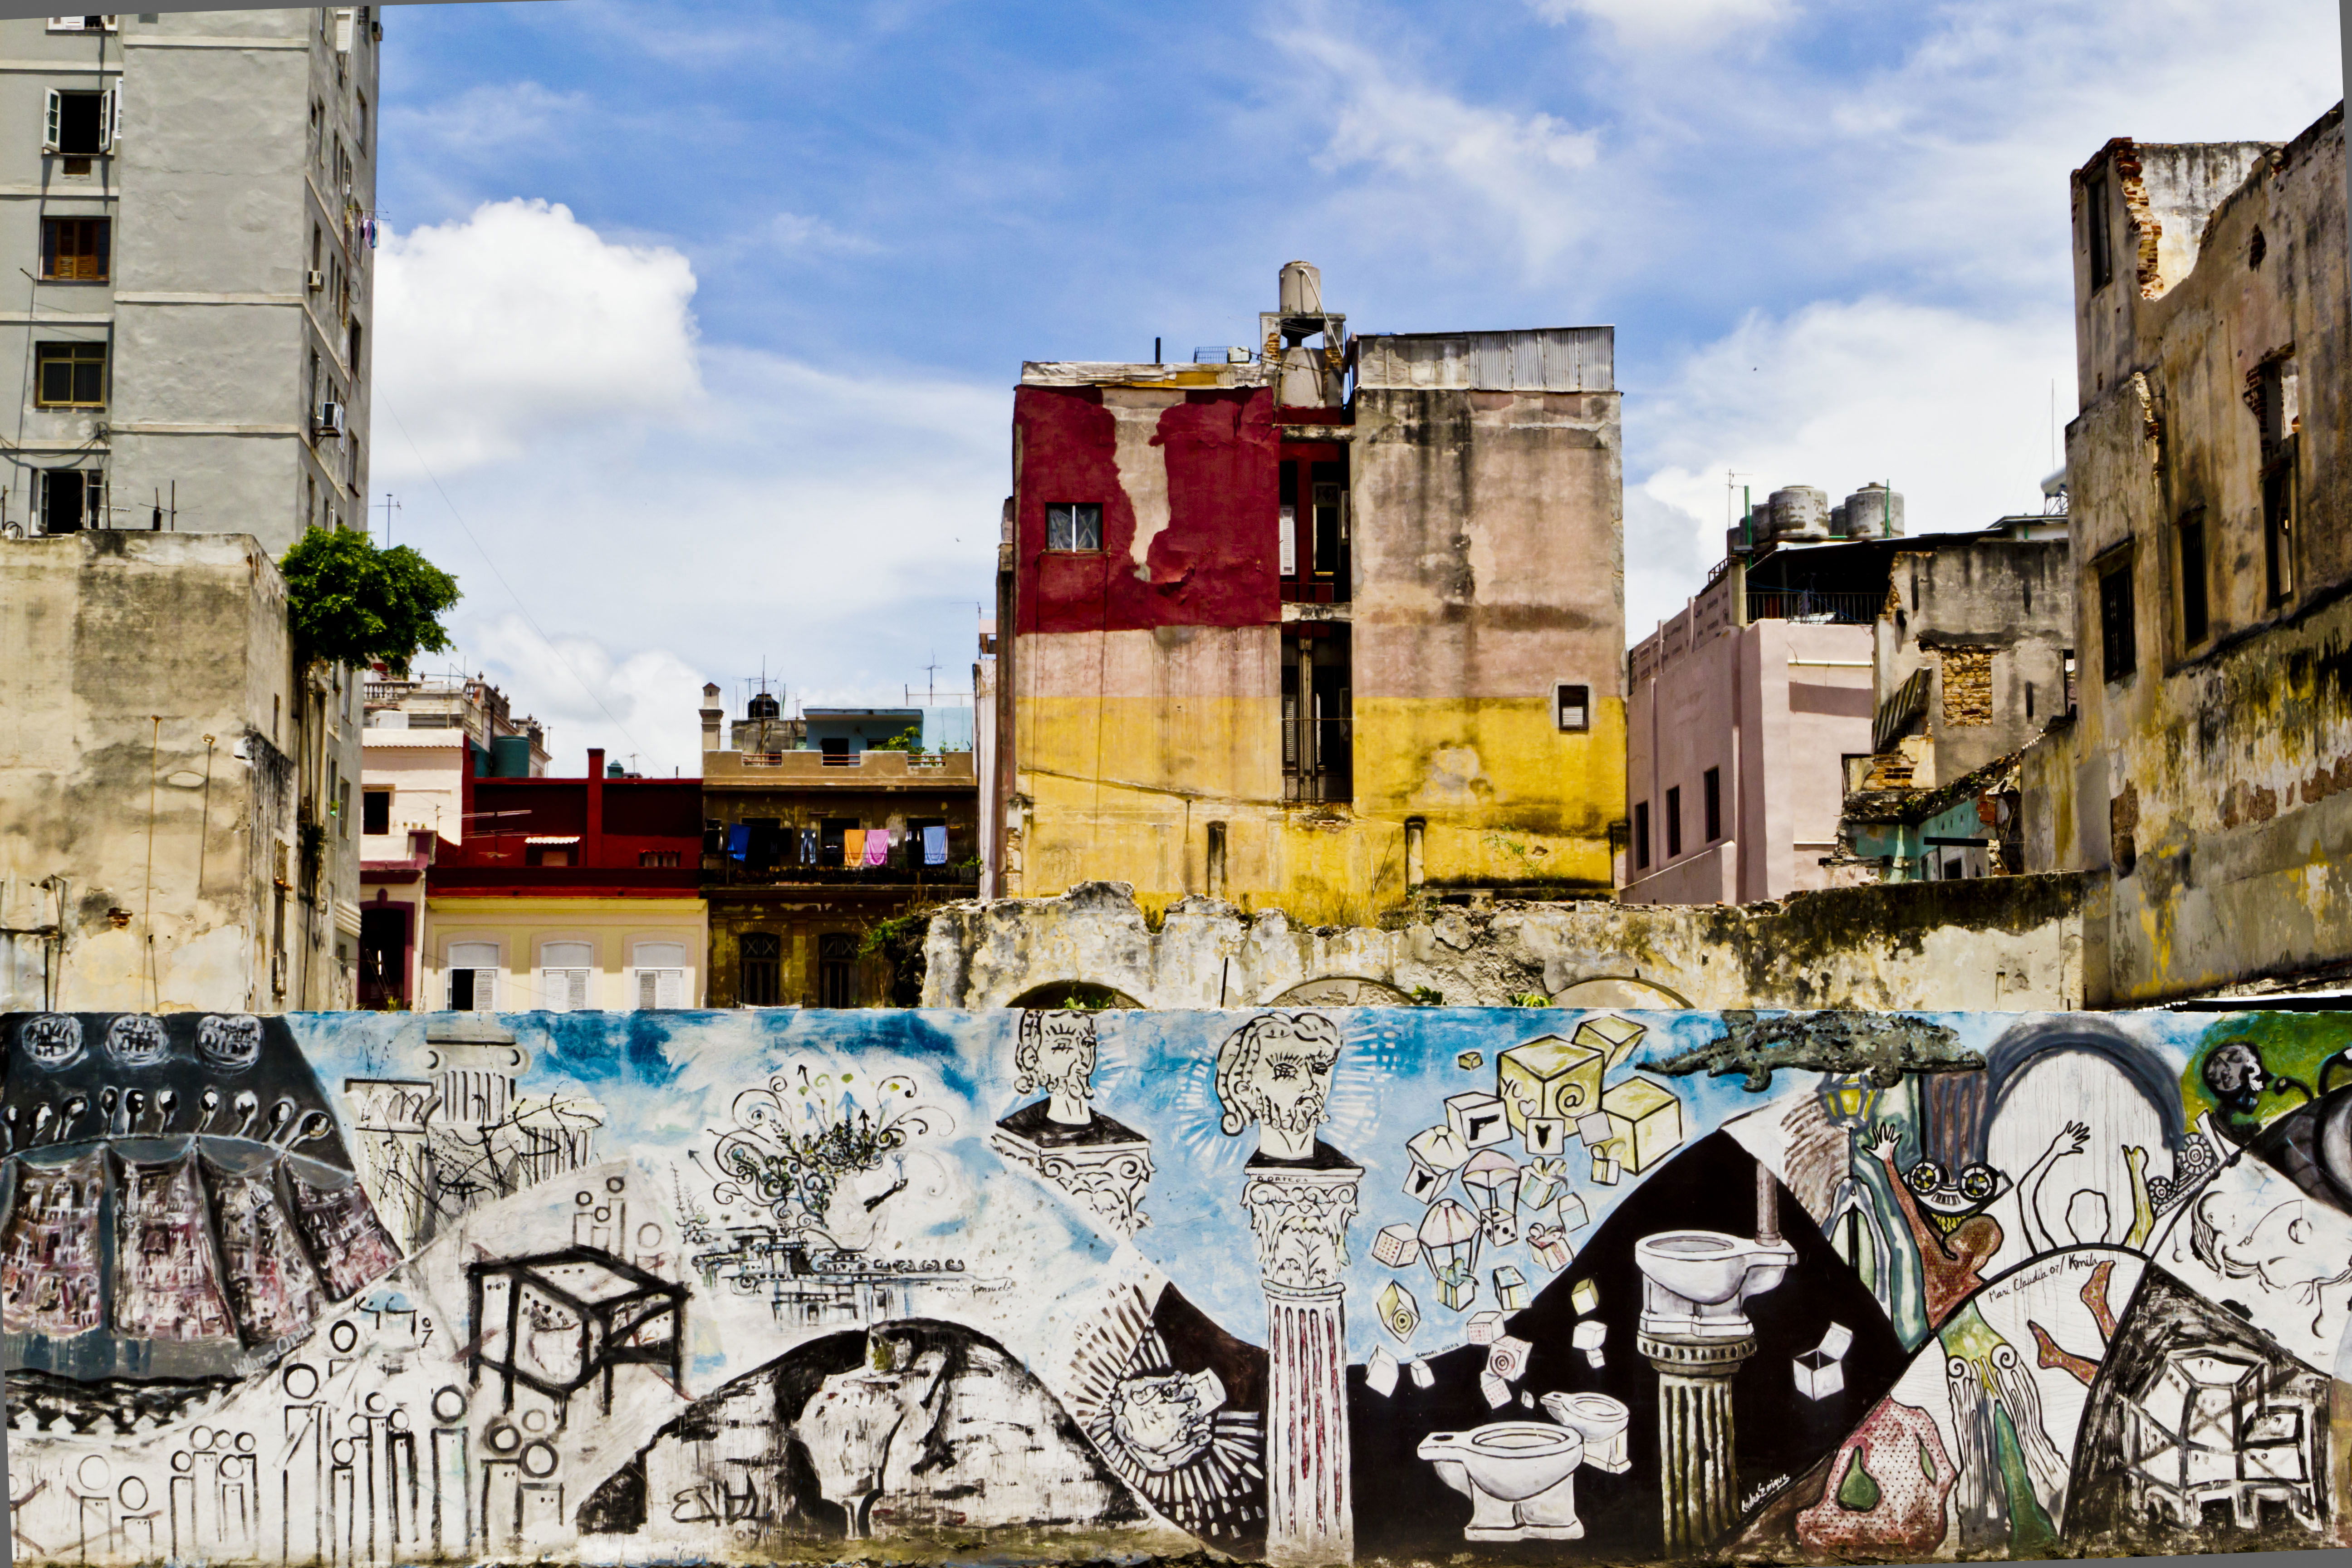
[5,1004,2352,1566]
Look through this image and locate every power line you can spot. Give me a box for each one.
[376,396,652,761]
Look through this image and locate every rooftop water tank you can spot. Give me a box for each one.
[1842,483,1905,537]
[1279,260,1323,315]
[1769,486,1830,542]
[748,691,781,720]
[490,733,533,778]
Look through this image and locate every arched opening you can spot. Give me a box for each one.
[1550,975,1693,1010]
[1268,976,1411,1006]
[1005,981,1142,1010]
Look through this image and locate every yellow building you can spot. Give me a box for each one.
[987,265,1625,924]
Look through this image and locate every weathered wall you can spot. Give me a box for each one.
[2049,106,2352,1001]
[922,877,2087,1012]
[1875,538,2073,789]
[9,1004,2351,1568]
[0,531,352,1011]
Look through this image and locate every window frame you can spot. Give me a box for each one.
[33,339,107,409]
[1044,501,1103,553]
[2097,550,2136,684]
[39,216,108,283]
[2176,510,2209,647]
[43,87,116,157]
[2086,173,2113,291]
[1702,766,1723,844]
[1633,801,1651,871]
[1555,682,1590,734]
[446,940,500,1011]
[1665,785,1683,859]
[361,787,391,835]
[739,931,783,1007]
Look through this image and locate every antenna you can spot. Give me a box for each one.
[379,492,401,547]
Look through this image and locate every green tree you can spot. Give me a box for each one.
[871,724,926,754]
[279,527,460,672]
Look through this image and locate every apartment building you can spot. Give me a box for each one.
[991,262,1625,923]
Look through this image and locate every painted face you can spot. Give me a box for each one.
[196,1014,262,1073]
[1109,1373,1216,1471]
[1033,1017,1096,1102]
[20,1014,83,1070]
[105,1014,169,1068]
[1253,1037,1338,1135]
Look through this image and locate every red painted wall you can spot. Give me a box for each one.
[436,774,702,896]
[1014,385,1280,634]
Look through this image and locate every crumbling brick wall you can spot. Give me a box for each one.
[1939,646,1994,726]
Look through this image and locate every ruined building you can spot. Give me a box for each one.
[990,263,1625,924]
[2021,103,2352,1003]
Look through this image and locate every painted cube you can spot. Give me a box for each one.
[1556,1191,1591,1231]
[1495,1035,1606,1134]
[1793,1348,1844,1400]
[1574,1109,1615,1148]
[1570,1278,1599,1316]
[1456,1050,1484,1071]
[1465,1310,1505,1345]
[1377,1280,1421,1342]
[1479,1371,1512,1410]
[1518,1158,1572,1214]
[1493,1265,1530,1311]
[1402,1161,1446,1205]
[1372,1223,1420,1269]
[1436,1269,1478,1312]
[1524,1115,1568,1157]
[1479,1208,1519,1248]
[1486,1334,1532,1383]
[1408,1356,1435,1389]
[1571,1318,1607,1352]
[1529,1228,1573,1272]
[1445,1092,1511,1149]
[1366,1345,1401,1397]
[1573,1012,1648,1070]
[1599,1076,1686,1174]
[1591,1150,1621,1186]
[1407,1123,1471,1172]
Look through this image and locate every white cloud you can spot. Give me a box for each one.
[374,199,701,474]
[1623,296,2075,637]
[463,617,709,779]
[768,211,882,255]
[1529,0,1788,46]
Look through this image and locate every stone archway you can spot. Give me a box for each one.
[1550,975,1693,1009]
[1267,976,1412,1006]
[1004,981,1143,1010]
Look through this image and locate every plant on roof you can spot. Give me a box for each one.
[279,526,460,673]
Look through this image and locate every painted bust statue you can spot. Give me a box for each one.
[995,1010,1144,1149]
[1215,1011,1343,1164]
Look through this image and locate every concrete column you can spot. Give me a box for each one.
[1639,1330,1754,1554]
[1242,1159,1361,1564]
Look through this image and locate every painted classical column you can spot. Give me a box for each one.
[1639,1329,1754,1553]
[1243,1159,1362,1565]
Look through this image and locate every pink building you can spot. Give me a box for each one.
[1623,568,1874,904]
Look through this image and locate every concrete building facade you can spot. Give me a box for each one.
[2023,104,2352,1002]
[1623,568,1874,904]
[0,531,358,1009]
[995,265,1625,925]
[1,7,378,546]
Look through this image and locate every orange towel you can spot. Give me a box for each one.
[842,828,865,865]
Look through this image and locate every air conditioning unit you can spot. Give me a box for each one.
[307,269,324,292]
[314,400,345,439]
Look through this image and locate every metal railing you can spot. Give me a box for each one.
[1744,589,1882,625]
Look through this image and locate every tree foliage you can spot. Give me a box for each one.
[279,527,460,673]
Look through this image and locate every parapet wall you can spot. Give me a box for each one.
[922,875,2091,1011]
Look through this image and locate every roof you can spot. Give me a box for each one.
[1355,327,1614,392]
[361,730,467,749]
[1844,744,2033,827]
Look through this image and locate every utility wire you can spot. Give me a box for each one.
[376,396,652,762]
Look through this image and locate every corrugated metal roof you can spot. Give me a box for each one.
[1354,327,1614,392]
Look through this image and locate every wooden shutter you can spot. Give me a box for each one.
[1279,505,1296,576]
[656,968,684,1009]
[566,970,588,1009]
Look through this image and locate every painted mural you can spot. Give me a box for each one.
[5,1004,2352,1565]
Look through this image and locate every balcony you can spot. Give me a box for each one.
[1744,588,1882,625]
[702,858,980,889]
[704,749,977,785]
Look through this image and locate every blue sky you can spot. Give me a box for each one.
[368,0,2343,774]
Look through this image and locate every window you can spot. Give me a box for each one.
[2063,649,2077,715]
[1633,801,1651,871]
[631,941,686,1009]
[347,319,362,375]
[446,941,499,1010]
[817,932,859,1008]
[909,817,948,867]
[1665,786,1683,859]
[1703,767,1723,843]
[638,849,680,868]
[39,468,100,533]
[1555,683,1590,733]
[2087,173,2113,291]
[39,217,108,282]
[2256,358,2299,605]
[2099,556,2136,683]
[337,779,351,838]
[48,18,120,32]
[1044,502,1102,552]
[34,341,105,407]
[43,89,114,157]
[354,90,368,152]
[539,941,592,1012]
[820,817,855,865]
[362,788,390,834]
[2178,512,2209,645]
[740,931,782,1007]
[819,738,851,766]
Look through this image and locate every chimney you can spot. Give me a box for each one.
[585,747,605,867]
[699,683,723,753]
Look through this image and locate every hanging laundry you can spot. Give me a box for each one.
[726,824,750,861]
[800,827,818,864]
[842,828,865,867]
[863,829,890,867]
[923,824,948,866]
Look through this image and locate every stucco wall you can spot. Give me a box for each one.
[921,877,2087,1013]
[1875,539,2073,789]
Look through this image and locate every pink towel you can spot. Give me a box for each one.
[863,829,890,867]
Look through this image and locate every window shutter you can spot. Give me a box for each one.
[635,970,657,1009]
[657,968,684,1009]
[102,88,118,152]
[1279,505,1296,576]
[44,90,61,153]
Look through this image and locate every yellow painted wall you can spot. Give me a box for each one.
[423,896,707,1011]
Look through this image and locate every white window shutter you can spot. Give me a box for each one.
[566,969,588,1009]
[103,88,118,151]
[477,968,497,1011]
[657,968,684,1009]
[44,90,60,152]
[634,970,656,1009]
[1279,505,1297,576]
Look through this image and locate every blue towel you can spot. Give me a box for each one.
[923,824,948,866]
[727,824,750,861]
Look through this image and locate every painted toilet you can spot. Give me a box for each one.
[1416,1420,1587,1540]
[1541,1390,1632,1474]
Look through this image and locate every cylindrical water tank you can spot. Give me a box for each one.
[748,691,781,720]
[1769,486,1830,541]
[1828,503,1848,537]
[490,734,533,778]
[1279,260,1323,315]
[1843,483,1905,537]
